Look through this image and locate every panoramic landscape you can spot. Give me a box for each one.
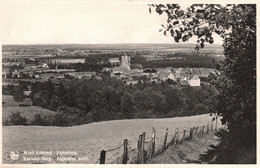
[2,43,223,164]
[1,1,256,166]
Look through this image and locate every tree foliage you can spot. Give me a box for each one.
[15,77,217,126]
[12,85,26,102]
[150,4,256,163]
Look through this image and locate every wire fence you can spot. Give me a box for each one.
[95,118,219,164]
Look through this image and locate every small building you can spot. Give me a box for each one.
[40,63,49,69]
[23,64,38,70]
[143,68,156,74]
[34,74,40,79]
[188,75,201,86]
[124,80,139,85]
[109,57,120,66]
[66,72,96,79]
[24,91,32,97]
[12,69,20,78]
[111,66,124,75]
[180,80,190,86]
[156,69,177,81]
[101,67,112,72]
[2,68,9,78]
[40,73,56,80]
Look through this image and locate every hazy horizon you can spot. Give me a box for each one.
[2,43,223,46]
[1,0,223,45]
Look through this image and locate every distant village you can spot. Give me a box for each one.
[2,52,216,87]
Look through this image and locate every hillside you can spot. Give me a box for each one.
[2,95,56,124]
[147,132,219,164]
[2,114,221,164]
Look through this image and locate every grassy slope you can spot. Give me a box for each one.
[2,114,220,164]
[147,132,219,164]
[2,95,56,123]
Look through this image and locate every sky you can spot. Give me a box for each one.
[0,0,224,44]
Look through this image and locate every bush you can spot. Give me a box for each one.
[9,112,27,125]
[30,114,49,126]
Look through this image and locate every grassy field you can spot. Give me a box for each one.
[2,95,56,123]
[2,114,221,164]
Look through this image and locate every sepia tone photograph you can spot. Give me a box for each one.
[0,0,257,166]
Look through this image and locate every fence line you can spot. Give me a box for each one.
[96,117,219,164]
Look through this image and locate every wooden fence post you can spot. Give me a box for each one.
[202,126,205,134]
[141,132,146,163]
[207,123,209,133]
[195,127,198,134]
[211,119,214,131]
[175,128,179,144]
[100,150,106,164]
[137,135,142,164]
[163,128,168,150]
[190,128,193,140]
[122,139,128,164]
[151,128,156,157]
[215,116,218,131]
[183,129,186,142]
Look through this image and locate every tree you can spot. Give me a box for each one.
[150,4,256,163]
[12,85,25,102]
[121,92,135,119]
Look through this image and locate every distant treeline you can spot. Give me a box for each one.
[132,53,218,69]
[7,77,218,126]
[49,52,218,72]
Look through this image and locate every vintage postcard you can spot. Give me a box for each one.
[0,0,258,167]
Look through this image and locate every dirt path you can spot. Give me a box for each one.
[147,132,219,164]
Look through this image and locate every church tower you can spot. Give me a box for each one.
[121,52,130,71]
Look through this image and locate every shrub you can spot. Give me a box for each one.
[30,114,49,126]
[9,112,27,125]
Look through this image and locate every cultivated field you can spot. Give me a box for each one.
[2,114,221,164]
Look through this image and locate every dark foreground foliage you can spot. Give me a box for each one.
[150,3,256,163]
[199,129,256,164]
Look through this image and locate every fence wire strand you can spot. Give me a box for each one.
[106,144,124,153]
[95,119,218,164]
[107,154,123,164]
[95,158,100,164]
[144,139,153,143]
